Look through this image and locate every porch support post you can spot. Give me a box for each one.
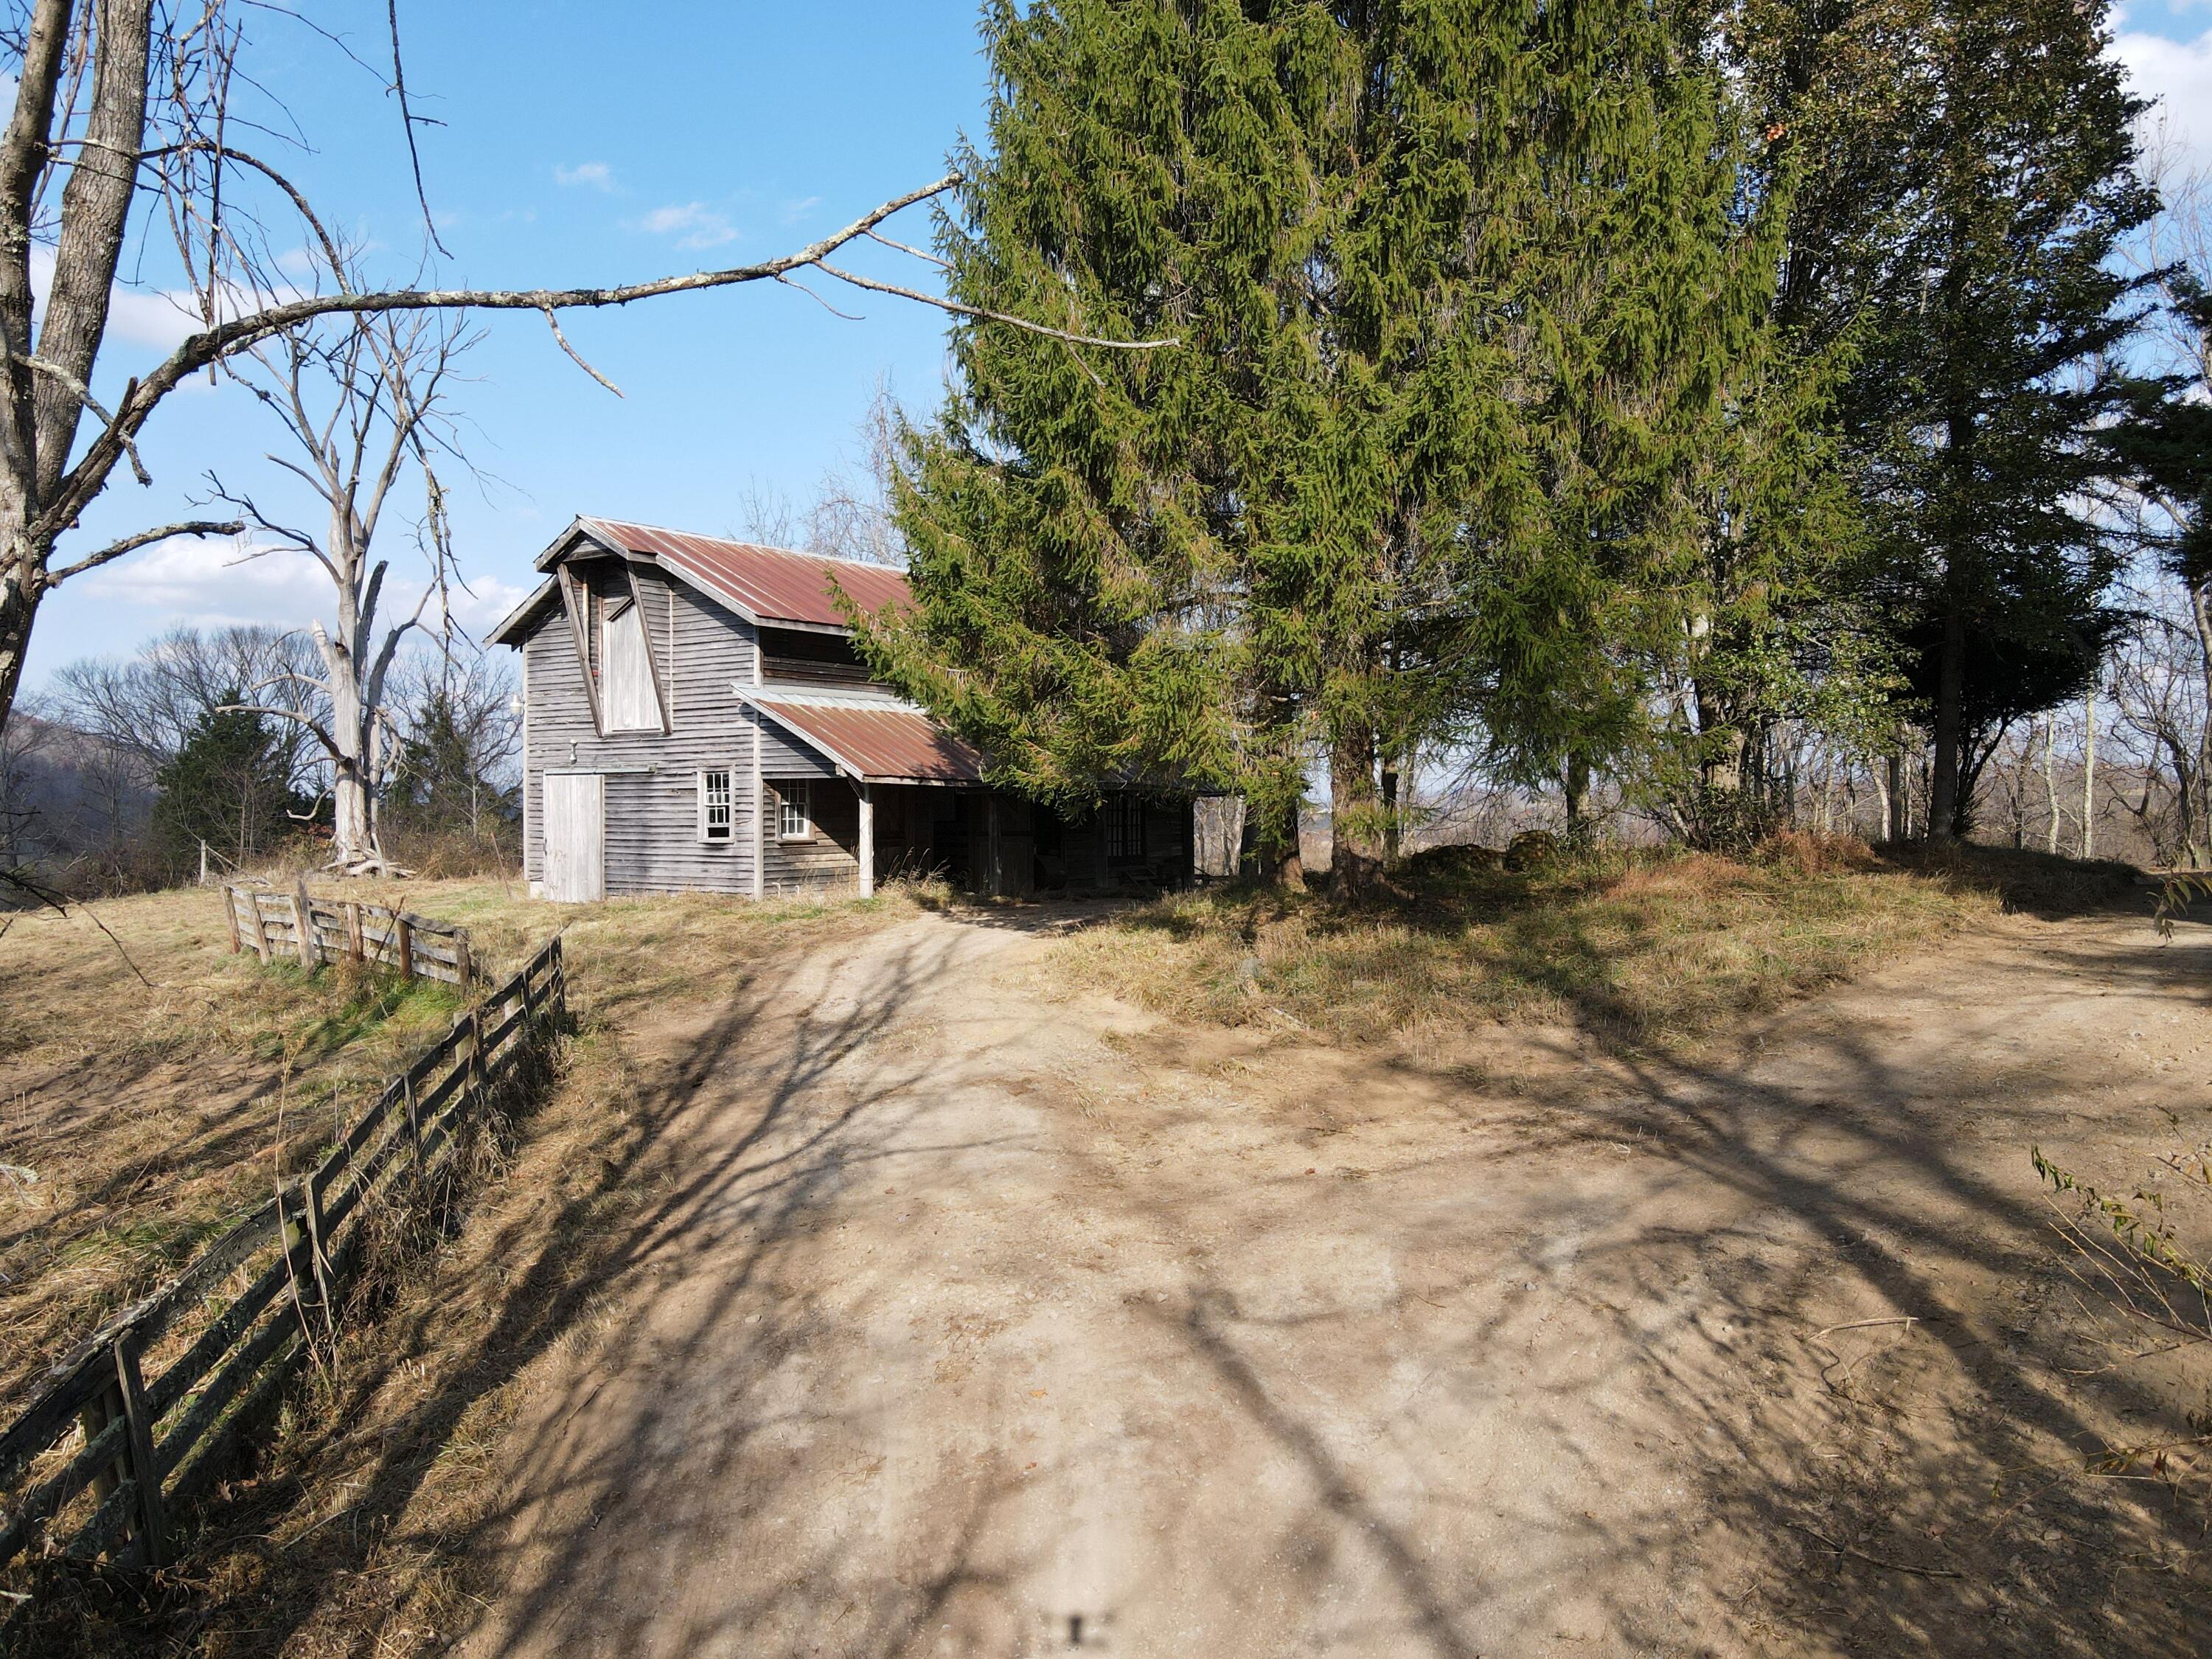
[857,779,876,899]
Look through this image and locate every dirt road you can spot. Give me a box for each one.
[454,903,2211,1658]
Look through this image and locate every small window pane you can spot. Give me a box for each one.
[779,782,812,841]
[700,769,733,842]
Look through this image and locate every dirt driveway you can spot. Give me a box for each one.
[453,903,2211,1658]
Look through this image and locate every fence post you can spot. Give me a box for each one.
[453,931,473,987]
[76,1375,127,1506]
[248,893,273,963]
[302,1174,334,1337]
[394,915,414,981]
[222,886,242,955]
[292,878,319,970]
[114,1335,169,1567]
[346,900,365,964]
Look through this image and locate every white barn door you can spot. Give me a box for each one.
[542,773,605,902]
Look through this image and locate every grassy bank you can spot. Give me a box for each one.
[1051,838,2143,1050]
[0,875,925,1402]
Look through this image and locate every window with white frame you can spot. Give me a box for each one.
[698,768,733,843]
[778,780,813,841]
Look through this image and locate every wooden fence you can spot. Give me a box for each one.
[0,936,564,1590]
[222,883,473,986]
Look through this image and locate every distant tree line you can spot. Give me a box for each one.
[0,626,518,897]
[853,0,2202,880]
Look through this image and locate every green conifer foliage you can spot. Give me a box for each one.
[860,0,1804,883]
[150,702,304,876]
[1745,0,2152,841]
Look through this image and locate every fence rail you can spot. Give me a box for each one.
[222,883,474,986]
[0,936,564,1590]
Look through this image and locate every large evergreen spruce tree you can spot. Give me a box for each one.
[1743,0,2152,841]
[862,0,1805,884]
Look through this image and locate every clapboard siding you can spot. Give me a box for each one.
[521,568,759,895]
[757,717,838,779]
[762,779,860,894]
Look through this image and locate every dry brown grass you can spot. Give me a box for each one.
[1050,838,2140,1051]
[7,869,933,1658]
[0,874,931,1405]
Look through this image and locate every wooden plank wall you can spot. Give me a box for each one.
[762,779,862,894]
[520,566,761,895]
[0,939,566,1594]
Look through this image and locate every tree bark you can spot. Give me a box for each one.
[1927,605,1966,842]
[1329,725,1384,897]
[1263,794,1304,888]
[1562,751,1592,849]
[2081,684,2096,860]
[2042,718,2061,855]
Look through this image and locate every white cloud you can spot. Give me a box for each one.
[28,245,201,353]
[2119,27,2212,175]
[779,194,821,226]
[554,161,615,191]
[80,532,531,641]
[636,201,738,251]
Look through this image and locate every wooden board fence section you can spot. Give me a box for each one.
[220,885,474,986]
[0,936,564,1589]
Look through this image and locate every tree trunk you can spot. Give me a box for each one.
[1562,751,1592,849]
[2191,584,2212,865]
[1265,794,1304,888]
[1329,726,1384,896]
[1381,762,1402,866]
[2042,718,2060,854]
[2081,684,2096,861]
[1928,605,1966,842]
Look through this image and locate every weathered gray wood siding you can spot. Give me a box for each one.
[762,779,860,894]
[521,567,761,895]
[757,720,838,779]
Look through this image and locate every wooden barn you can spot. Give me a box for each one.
[490,516,1197,902]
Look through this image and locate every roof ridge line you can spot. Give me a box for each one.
[581,513,908,574]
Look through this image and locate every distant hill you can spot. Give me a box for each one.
[0,711,154,878]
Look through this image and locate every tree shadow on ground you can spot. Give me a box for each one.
[41,907,1075,1659]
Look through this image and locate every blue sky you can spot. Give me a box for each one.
[21,1,2212,692]
[29,2,993,687]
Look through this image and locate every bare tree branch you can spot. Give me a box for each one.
[813,259,1181,351]
[541,305,622,397]
[385,0,448,257]
[17,352,151,483]
[44,516,243,585]
[217,700,341,755]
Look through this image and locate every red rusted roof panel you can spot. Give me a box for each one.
[751,697,985,785]
[579,516,911,629]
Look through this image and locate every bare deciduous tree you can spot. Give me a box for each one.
[211,236,479,872]
[0,2,1169,750]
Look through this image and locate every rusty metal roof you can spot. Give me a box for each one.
[745,692,986,786]
[573,516,911,630]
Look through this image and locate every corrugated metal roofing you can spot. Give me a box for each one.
[747,692,986,786]
[576,515,911,630]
